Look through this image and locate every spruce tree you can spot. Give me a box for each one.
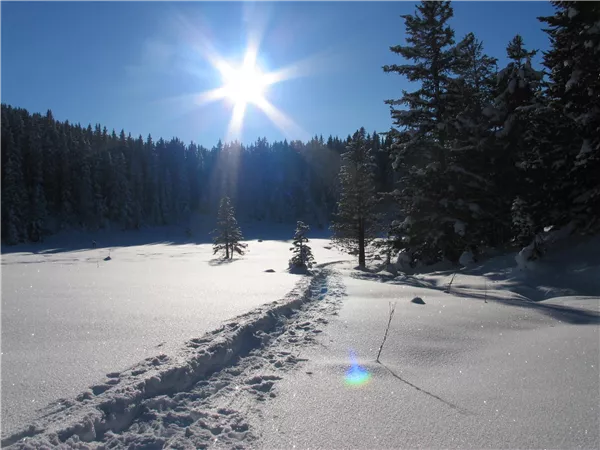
[212,196,247,259]
[289,221,315,271]
[486,35,545,244]
[383,0,466,264]
[2,128,27,244]
[539,1,600,233]
[331,128,379,268]
[447,33,502,252]
[25,116,48,241]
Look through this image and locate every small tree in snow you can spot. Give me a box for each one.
[289,221,315,271]
[331,128,379,268]
[212,196,247,259]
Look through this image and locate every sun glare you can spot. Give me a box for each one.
[171,13,320,141]
[220,61,268,107]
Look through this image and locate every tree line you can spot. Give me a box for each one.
[0,104,394,245]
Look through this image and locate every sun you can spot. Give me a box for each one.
[175,18,312,142]
[219,61,268,107]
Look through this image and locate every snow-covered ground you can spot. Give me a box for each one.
[1,224,345,439]
[2,230,599,449]
[256,263,599,449]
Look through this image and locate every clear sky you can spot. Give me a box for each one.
[1,1,555,148]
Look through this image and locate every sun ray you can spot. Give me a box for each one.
[193,87,229,106]
[262,49,342,86]
[226,102,247,142]
[253,97,308,141]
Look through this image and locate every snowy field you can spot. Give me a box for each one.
[257,263,599,449]
[0,224,346,439]
[1,230,598,449]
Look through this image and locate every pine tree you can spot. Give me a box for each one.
[485,35,545,244]
[93,177,108,229]
[539,1,600,233]
[383,0,467,264]
[212,196,247,259]
[2,128,27,244]
[57,123,74,226]
[331,128,379,268]
[446,33,503,252]
[289,221,315,271]
[25,115,48,241]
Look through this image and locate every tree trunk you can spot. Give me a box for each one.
[226,241,230,259]
[358,218,366,268]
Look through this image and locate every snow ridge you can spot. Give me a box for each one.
[2,268,345,449]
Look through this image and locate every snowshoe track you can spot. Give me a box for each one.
[3,268,346,449]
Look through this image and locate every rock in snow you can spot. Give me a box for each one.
[411,296,425,304]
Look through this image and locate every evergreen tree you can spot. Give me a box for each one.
[92,172,107,229]
[331,128,379,268]
[212,196,247,259]
[447,33,503,252]
[75,149,94,228]
[25,116,48,241]
[485,35,545,244]
[539,1,600,233]
[289,221,315,271]
[383,0,467,264]
[2,128,27,244]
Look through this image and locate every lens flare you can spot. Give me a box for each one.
[345,351,371,386]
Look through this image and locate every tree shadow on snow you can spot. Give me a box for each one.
[378,362,475,416]
[381,275,600,326]
[208,258,240,266]
[1,220,334,255]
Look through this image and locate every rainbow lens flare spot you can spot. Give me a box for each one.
[345,351,371,386]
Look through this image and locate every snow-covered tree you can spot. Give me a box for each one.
[383,0,467,264]
[212,196,247,259]
[331,128,379,268]
[484,35,545,245]
[289,221,315,271]
[510,102,574,244]
[446,32,502,251]
[539,1,600,233]
[24,118,48,242]
[1,128,27,244]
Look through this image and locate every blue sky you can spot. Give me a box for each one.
[2,1,555,148]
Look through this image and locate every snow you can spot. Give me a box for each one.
[454,220,466,237]
[0,225,346,439]
[459,250,475,267]
[2,229,599,449]
[256,261,599,449]
[565,69,582,92]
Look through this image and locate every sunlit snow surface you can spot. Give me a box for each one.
[0,225,343,437]
[255,238,600,450]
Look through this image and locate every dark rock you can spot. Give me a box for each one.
[411,297,425,305]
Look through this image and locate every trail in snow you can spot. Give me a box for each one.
[1,235,344,437]
[2,267,346,449]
